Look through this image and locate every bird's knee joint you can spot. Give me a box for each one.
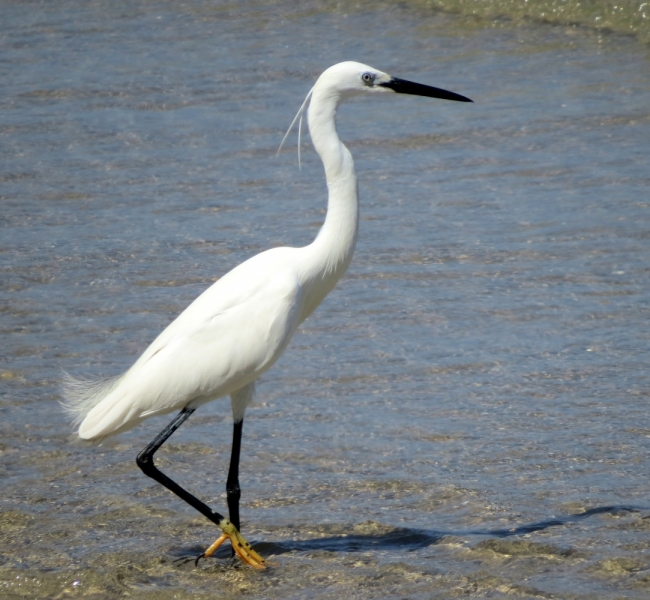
[136,454,155,476]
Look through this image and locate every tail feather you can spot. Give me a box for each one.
[60,371,125,428]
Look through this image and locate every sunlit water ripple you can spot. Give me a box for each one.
[1,1,650,598]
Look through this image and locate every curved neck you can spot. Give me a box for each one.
[298,88,359,320]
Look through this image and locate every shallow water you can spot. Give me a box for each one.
[2,0,650,598]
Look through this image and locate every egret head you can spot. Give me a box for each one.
[315,61,392,97]
[277,61,471,167]
[316,61,472,103]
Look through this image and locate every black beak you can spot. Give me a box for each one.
[379,77,473,103]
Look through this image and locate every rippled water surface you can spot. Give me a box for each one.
[2,1,650,598]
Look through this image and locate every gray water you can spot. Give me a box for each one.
[2,1,650,598]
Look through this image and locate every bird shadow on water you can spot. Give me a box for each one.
[177,504,642,564]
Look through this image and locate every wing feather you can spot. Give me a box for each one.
[76,248,304,439]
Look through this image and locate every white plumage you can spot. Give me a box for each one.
[62,62,470,567]
[64,63,372,440]
[73,248,305,439]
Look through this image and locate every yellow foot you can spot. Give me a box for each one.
[195,519,266,569]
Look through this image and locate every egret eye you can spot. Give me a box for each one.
[361,72,375,86]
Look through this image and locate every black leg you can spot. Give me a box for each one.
[226,419,243,555]
[136,407,226,528]
[227,419,243,530]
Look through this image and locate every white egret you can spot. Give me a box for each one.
[63,61,472,568]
